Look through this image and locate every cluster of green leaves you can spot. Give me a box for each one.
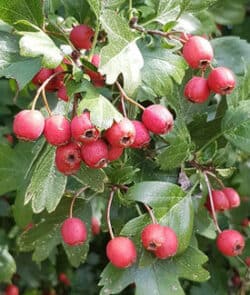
[0,0,250,294]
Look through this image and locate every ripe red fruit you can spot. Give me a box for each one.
[130,120,150,149]
[242,218,250,227]
[55,142,81,175]
[141,224,178,259]
[106,237,137,268]
[57,85,69,102]
[69,25,94,50]
[59,273,70,286]
[206,190,230,212]
[13,110,45,141]
[142,104,174,135]
[245,257,250,266]
[222,187,240,208]
[107,145,124,161]
[81,139,108,168]
[5,284,19,295]
[71,112,99,143]
[91,217,101,235]
[208,67,236,95]
[184,77,210,103]
[32,68,54,85]
[61,217,87,246]
[231,274,241,287]
[44,115,71,146]
[182,36,214,69]
[86,54,105,88]
[216,229,245,256]
[105,118,136,148]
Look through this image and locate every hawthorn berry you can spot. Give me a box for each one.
[208,67,236,95]
[59,273,70,286]
[141,224,178,259]
[55,142,81,175]
[85,54,105,87]
[130,120,150,149]
[106,237,137,268]
[32,68,54,85]
[69,24,94,50]
[5,284,19,295]
[222,187,240,208]
[105,118,136,148]
[71,112,99,143]
[245,256,250,267]
[216,229,245,256]
[13,110,45,141]
[91,217,101,235]
[107,145,124,162]
[231,274,242,287]
[184,77,210,103]
[44,115,71,146]
[242,218,250,227]
[57,85,69,102]
[182,36,214,69]
[61,217,87,246]
[206,190,230,212]
[142,104,174,135]
[81,139,108,168]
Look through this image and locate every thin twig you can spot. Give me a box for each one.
[144,204,157,224]
[107,188,116,239]
[41,88,52,116]
[206,171,225,189]
[120,94,127,117]
[69,186,88,218]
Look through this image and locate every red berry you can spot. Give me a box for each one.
[55,142,81,175]
[91,54,100,67]
[57,85,69,102]
[206,190,230,212]
[59,273,70,286]
[242,218,250,227]
[105,118,136,148]
[81,139,108,168]
[32,68,54,85]
[106,237,137,268]
[216,229,245,256]
[141,224,178,259]
[245,257,250,266]
[91,217,101,235]
[69,25,94,50]
[13,110,45,141]
[184,77,210,103]
[142,104,173,135]
[44,115,71,146]
[130,120,150,149]
[86,54,105,87]
[182,36,214,69]
[61,217,87,246]
[107,145,124,161]
[4,134,14,144]
[71,112,99,143]
[231,274,241,287]
[222,188,240,208]
[5,284,19,295]
[208,67,236,95]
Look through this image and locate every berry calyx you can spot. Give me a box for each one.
[130,120,150,149]
[182,36,214,69]
[105,118,136,148]
[222,187,240,208]
[61,217,87,246]
[216,229,245,256]
[44,115,71,146]
[55,142,81,175]
[57,85,69,102]
[107,145,124,162]
[69,25,94,50]
[13,110,45,141]
[142,104,174,135]
[206,190,230,212]
[71,112,99,143]
[91,217,101,235]
[81,139,108,168]
[5,284,19,295]
[184,77,210,103]
[141,224,178,259]
[58,273,70,286]
[106,237,137,268]
[32,68,54,85]
[208,67,236,95]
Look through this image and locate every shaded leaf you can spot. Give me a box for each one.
[0,246,16,283]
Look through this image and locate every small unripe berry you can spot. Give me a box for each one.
[5,284,19,295]
[32,68,54,85]
[142,104,174,135]
[105,118,136,148]
[61,217,87,246]
[69,25,94,50]
[184,77,210,103]
[91,217,101,235]
[13,110,45,141]
[59,273,70,286]
[130,120,150,149]
[57,85,69,102]
[216,229,245,256]
[222,187,240,208]
[107,145,124,161]
[71,112,99,143]
[81,139,108,168]
[206,190,230,212]
[44,115,71,146]
[106,237,137,268]
[208,67,236,95]
[141,224,178,259]
[182,36,214,69]
[55,142,81,175]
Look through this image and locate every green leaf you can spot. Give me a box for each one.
[126,181,186,209]
[0,0,44,28]
[100,9,143,96]
[0,246,16,283]
[151,0,182,24]
[61,0,94,24]
[25,145,67,213]
[63,243,89,268]
[86,0,101,18]
[221,100,250,154]
[186,0,219,12]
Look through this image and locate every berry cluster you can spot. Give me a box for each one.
[182,36,236,103]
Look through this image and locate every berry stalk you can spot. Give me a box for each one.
[106,188,116,239]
